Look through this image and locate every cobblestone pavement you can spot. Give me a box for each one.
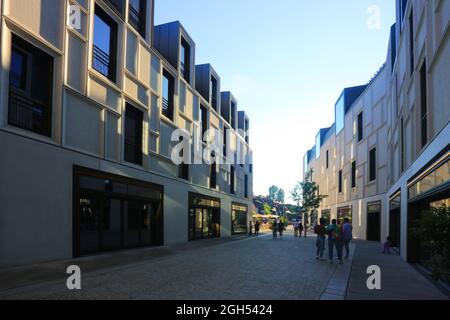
[0,231,338,300]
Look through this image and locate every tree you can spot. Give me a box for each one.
[277,188,285,204]
[269,185,279,201]
[290,169,327,237]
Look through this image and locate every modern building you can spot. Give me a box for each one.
[0,0,253,268]
[304,0,450,263]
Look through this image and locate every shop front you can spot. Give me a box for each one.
[73,167,164,257]
[232,203,248,235]
[337,206,352,223]
[188,193,221,241]
[407,149,450,263]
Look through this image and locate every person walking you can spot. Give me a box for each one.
[293,220,299,237]
[314,218,326,260]
[254,220,260,236]
[326,219,343,264]
[342,218,353,259]
[298,223,304,239]
[278,220,284,238]
[272,220,278,239]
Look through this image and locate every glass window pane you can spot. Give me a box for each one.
[102,199,122,250]
[10,49,27,90]
[124,201,140,247]
[79,196,101,253]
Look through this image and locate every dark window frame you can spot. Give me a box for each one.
[420,60,428,148]
[326,150,329,169]
[180,37,190,82]
[338,170,343,193]
[8,34,54,137]
[369,147,377,182]
[210,76,218,111]
[200,105,208,142]
[351,160,356,188]
[244,174,249,198]
[128,0,147,38]
[357,112,363,142]
[230,165,235,194]
[124,103,144,166]
[162,69,175,120]
[210,164,217,189]
[93,5,118,82]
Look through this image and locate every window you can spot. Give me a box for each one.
[105,0,124,14]
[326,150,329,169]
[409,9,414,76]
[335,95,345,135]
[245,119,249,144]
[223,128,227,158]
[200,105,208,141]
[401,117,405,172]
[210,76,218,111]
[178,137,189,180]
[8,35,53,137]
[351,161,356,188]
[230,101,237,130]
[162,70,174,120]
[93,5,117,82]
[357,112,363,142]
[210,164,217,189]
[369,148,377,182]
[420,60,427,148]
[230,166,235,194]
[338,170,343,193]
[180,38,190,81]
[245,175,249,198]
[124,104,143,165]
[129,0,146,38]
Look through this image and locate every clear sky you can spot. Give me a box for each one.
[155,0,395,202]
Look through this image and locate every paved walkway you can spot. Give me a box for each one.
[346,240,448,300]
[0,231,338,300]
[0,233,446,300]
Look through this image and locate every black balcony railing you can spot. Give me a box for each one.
[93,45,115,81]
[129,4,145,37]
[105,0,124,14]
[8,88,50,136]
[162,97,169,112]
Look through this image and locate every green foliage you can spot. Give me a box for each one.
[411,205,450,282]
[277,188,285,203]
[263,203,272,216]
[290,169,327,220]
[269,185,279,201]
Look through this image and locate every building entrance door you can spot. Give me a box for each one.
[367,203,381,242]
[189,193,221,241]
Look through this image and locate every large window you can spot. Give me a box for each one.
[232,203,248,235]
[93,5,117,82]
[245,175,249,198]
[326,150,329,169]
[9,35,53,137]
[210,76,218,111]
[162,70,174,120]
[124,104,143,165]
[180,38,190,81]
[105,0,124,14]
[230,166,236,194]
[230,101,237,130]
[210,164,217,189]
[335,95,345,135]
[409,8,414,76]
[420,60,428,148]
[75,168,163,257]
[351,161,356,188]
[200,105,208,141]
[129,0,146,38]
[357,112,363,142]
[338,170,343,193]
[369,148,377,182]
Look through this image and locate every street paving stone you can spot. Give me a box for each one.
[0,232,337,300]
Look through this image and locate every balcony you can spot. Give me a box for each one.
[8,87,51,137]
[93,45,115,81]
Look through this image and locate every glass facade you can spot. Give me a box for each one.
[188,194,221,241]
[232,203,248,235]
[75,168,163,257]
[335,95,345,135]
[337,206,352,223]
[408,154,450,199]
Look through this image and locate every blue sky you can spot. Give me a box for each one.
[155,0,395,201]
